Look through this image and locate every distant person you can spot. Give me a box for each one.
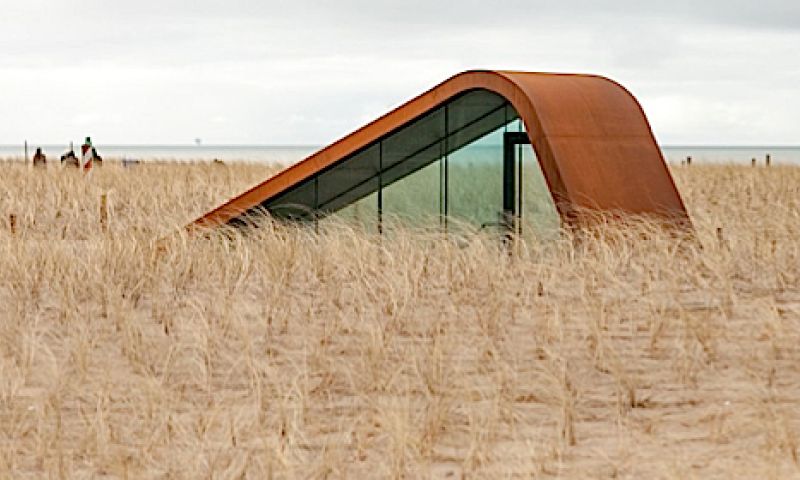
[80,137,94,172]
[32,148,46,167]
[91,147,103,166]
[61,148,79,167]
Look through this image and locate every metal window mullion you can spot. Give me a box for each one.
[314,176,319,233]
[518,142,523,237]
[518,119,525,237]
[444,104,449,230]
[378,141,383,234]
[439,140,444,227]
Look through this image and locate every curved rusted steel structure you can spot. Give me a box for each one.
[190,70,688,229]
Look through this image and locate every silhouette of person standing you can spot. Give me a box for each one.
[32,147,47,167]
[61,148,79,167]
[91,147,103,166]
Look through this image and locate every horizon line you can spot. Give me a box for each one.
[1,143,799,149]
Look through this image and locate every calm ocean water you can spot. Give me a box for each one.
[1,144,799,166]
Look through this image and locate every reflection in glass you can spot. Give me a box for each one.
[317,90,560,240]
[447,124,505,232]
[335,191,379,233]
[519,142,560,240]
[382,157,442,230]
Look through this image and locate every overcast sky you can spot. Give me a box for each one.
[1,0,798,145]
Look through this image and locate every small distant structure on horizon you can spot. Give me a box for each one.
[195,138,202,146]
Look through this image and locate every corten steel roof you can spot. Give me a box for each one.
[190,70,688,229]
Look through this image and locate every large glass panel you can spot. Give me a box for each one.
[518,139,560,241]
[382,156,441,230]
[266,144,380,219]
[447,115,559,238]
[382,107,445,172]
[447,91,512,152]
[334,191,378,232]
[315,144,381,212]
[447,121,506,232]
[264,180,317,221]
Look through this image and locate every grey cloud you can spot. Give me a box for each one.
[5,0,798,67]
[110,0,800,31]
[0,0,798,144]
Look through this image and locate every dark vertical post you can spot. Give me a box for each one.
[503,133,515,233]
[443,105,449,230]
[313,176,319,234]
[503,131,531,242]
[517,140,523,237]
[766,153,771,167]
[515,109,524,238]
[439,140,444,228]
[24,141,28,164]
[378,141,383,234]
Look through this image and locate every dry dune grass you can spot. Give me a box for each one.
[1,162,800,478]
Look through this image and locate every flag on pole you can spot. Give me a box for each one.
[81,136,93,173]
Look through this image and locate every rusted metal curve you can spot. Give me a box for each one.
[190,70,688,229]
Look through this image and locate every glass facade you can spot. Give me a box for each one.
[447,121,506,233]
[518,139,561,241]
[382,159,442,230]
[335,191,378,232]
[264,89,558,239]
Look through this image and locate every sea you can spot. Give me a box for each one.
[1,144,799,166]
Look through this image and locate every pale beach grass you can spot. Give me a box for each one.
[1,161,800,478]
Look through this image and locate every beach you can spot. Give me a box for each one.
[1,162,799,477]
